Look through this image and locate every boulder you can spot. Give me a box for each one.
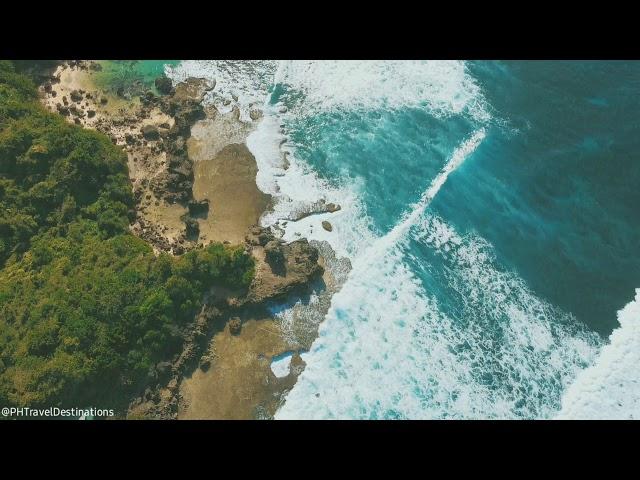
[70,90,83,102]
[69,105,84,117]
[246,238,323,304]
[167,378,179,392]
[245,225,273,246]
[249,109,263,121]
[141,124,160,140]
[264,240,285,272]
[322,221,333,232]
[163,98,205,134]
[155,361,172,381]
[199,358,211,372]
[184,216,199,238]
[287,199,342,221]
[168,154,193,179]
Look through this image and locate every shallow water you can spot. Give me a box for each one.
[95,60,180,95]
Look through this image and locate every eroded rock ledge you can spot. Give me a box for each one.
[127,225,325,419]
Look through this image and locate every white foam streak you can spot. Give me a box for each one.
[557,288,640,419]
[367,129,486,254]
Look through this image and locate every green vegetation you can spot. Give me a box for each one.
[0,61,254,410]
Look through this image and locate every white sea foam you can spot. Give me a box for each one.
[556,288,640,419]
[275,129,599,419]
[355,129,486,266]
[270,352,294,378]
[276,213,601,419]
[273,60,490,121]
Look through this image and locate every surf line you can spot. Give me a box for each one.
[355,128,486,267]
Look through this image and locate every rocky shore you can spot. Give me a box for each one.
[129,225,335,419]
[37,61,347,419]
[41,61,217,255]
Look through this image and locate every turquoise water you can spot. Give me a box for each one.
[95,60,180,95]
[168,61,639,419]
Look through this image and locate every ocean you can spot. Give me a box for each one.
[163,60,640,419]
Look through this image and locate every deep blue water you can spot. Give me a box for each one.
[441,61,640,334]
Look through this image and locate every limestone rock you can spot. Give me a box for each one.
[183,216,199,238]
[245,225,274,247]
[247,238,323,304]
[264,240,285,273]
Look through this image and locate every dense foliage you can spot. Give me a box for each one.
[0,61,254,409]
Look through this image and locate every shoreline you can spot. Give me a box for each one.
[38,60,346,419]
